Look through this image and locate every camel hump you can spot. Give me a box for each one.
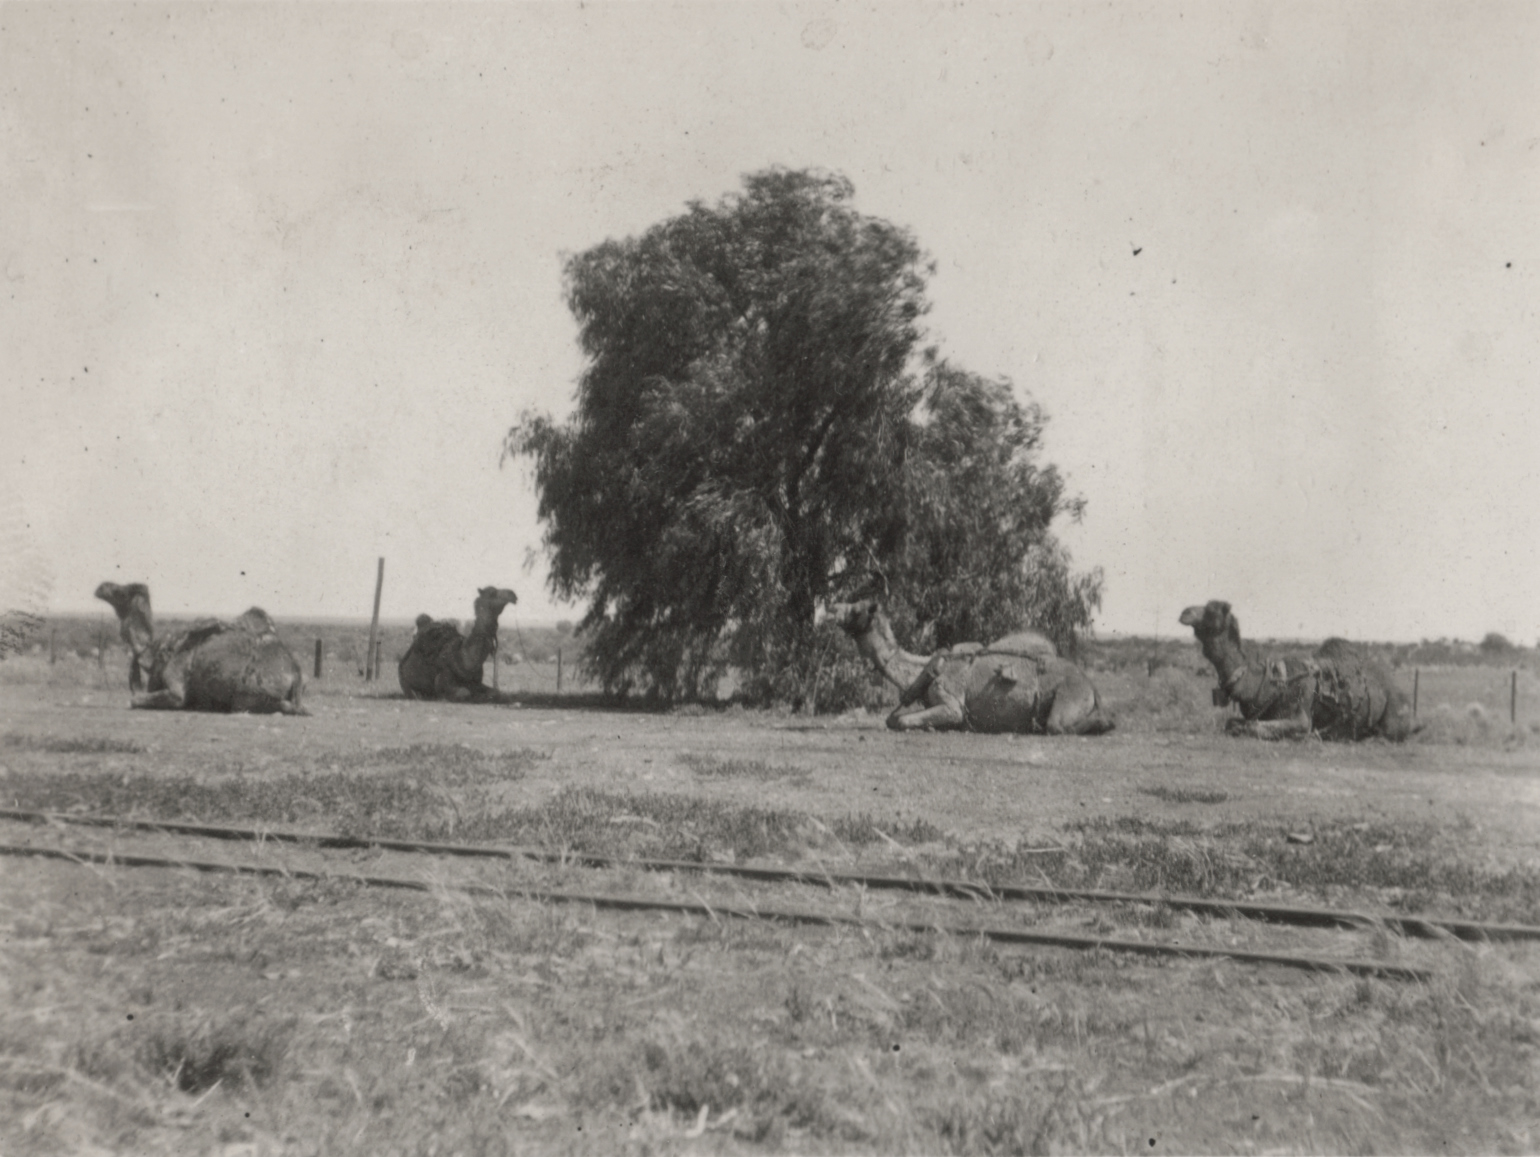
[235,607,279,636]
[409,621,465,660]
[982,631,1058,660]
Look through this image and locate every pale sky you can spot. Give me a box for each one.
[2,2,1536,643]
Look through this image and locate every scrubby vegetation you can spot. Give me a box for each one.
[4,611,1537,1151]
[4,830,1536,1155]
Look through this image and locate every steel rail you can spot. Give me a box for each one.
[4,806,1533,943]
[0,841,1432,981]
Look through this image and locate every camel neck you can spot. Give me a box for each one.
[463,612,499,662]
[122,604,156,661]
[854,618,930,691]
[1200,636,1262,702]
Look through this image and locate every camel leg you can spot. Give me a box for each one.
[128,659,187,709]
[1043,689,1086,735]
[434,671,475,702]
[227,689,308,716]
[130,692,186,709]
[441,682,494,704]
[130,687,186,710]
[887,691,966,731]
[1045,693,1114,736]
[898,655,946,708]
[1226,712,1312,740]
[1059,710,1115,736]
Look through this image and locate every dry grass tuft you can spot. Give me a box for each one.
[1099,667,1225,735]
[2,732,147,755]
[1039,817,1540,923]
[1415,702,1532,748]
[0,745,545,842]
[679,752,812,786]
[1138,784,1230,805]
[135,1013,293,1094]
[0,654,121,689]
[4,830,1538,1154]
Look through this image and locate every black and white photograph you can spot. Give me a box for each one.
[2,3,1537,1153]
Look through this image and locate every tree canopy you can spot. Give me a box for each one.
[890,364,1102,656]
[506,167,1101,701]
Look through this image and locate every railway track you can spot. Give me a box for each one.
[6,807,1535,982]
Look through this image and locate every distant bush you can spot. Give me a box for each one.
[1480,631,1516,656]
[1392,636,1534,669]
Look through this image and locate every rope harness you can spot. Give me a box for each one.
[1222,655,1317,722]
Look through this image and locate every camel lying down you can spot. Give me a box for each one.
[1180,600,1414,742]
[828,600,1114,735]
[94,582,306,714]
[398,586,517,702]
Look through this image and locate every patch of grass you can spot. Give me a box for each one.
[1414,702,1533,749]
[473,791,940,863]
[1138,784,1230,805]
[931,1077,1110,1156]
[679,752,811,785]
[0,654,120,689]
[331,743,542,785]
[1043,816,1540,923]
[831,812,947,847]
[889,816,1540,924]
[1102,667,1222,734]
[490,786,816,862]
[136,1013,293,1093]
[574,1032,843,1143]
[0,746,546,842]
[1,732,146,755]
[0,755,920,865]
[7,843,1539,1155]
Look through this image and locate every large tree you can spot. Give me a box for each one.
[507,167,1099,700]
[888,363,1103,657]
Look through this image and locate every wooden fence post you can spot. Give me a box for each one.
[492,636,499,691]
[557,647,563,694]
[49,629,57,665]
[1412,669,1419,719]
[1513,670,1519,725]
[365,557,384,681]
[314,639,323,679]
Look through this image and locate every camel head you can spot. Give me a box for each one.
[234,607,279,638]
[824,599,884,642]
[94,581,146,617]
[824,598,915,666]
[1178,600,1240,647]
[95,581,155,653]
[471,587,518,631]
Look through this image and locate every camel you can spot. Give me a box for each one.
[827,599,1115,735]
[1179,600,1415,741]
[397,586,517,702]
[93,582,306,714]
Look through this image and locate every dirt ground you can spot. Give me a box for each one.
[3,674,1539,1155]
[4,679,1538,867]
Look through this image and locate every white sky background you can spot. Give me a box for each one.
[2,2,1536,643]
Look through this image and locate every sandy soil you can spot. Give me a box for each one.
[4,681,1537,866]
[3,677,1539,1155]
